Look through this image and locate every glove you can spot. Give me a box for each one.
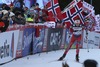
[86,32,88,35]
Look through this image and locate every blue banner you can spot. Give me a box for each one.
[22,28,35,57]
[33,28,45,54]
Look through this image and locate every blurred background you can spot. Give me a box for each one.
[0,0,99,14]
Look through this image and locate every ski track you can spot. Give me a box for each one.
[1,49,100,67]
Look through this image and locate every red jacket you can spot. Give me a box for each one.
[0,22,5,27]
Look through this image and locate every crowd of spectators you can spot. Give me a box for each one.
[0,0,49,32]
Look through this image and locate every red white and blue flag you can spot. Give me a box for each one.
[83,1,96,31]
[47,0,63,22]
[62,1,84,28]
[83,1,94,13]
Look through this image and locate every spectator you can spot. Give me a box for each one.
[1,10,9,32]
[41,5,49,22]
[29,4,36,19]
[30,4,35,15]
[0,9,3,18]
[34,3,41,12]
[34,3,41,23]
[14,0,24,9]
[0,18,5,32]
[23,7,29,19]
[83,59,98,67]
[9,1,14,12]
[1,3,10,11]
[14,11,26,25]
[1,3,7,9]
[13,0,24,16]
[26,14,34,23]
[0,9,5,32]
[9,12,15,25]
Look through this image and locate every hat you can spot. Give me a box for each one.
[15,11,21,16]
[35,3,39,6]
[84,59,98,67]
[2,10,8,15]
[9,12,15,17]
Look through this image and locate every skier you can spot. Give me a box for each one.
[58,18,87,62]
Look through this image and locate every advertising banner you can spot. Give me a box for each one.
[46,28,63,51]
[0,30,19,64]
[33,28,45,54]
[43,28,48,52]
[60,28,66,49]
[83,30,100,49]
[16,31,23,58]
[22,28,34,57]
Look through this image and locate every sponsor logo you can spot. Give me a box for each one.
[0,40,9,59]
[10,33,14,58]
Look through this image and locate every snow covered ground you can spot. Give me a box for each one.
[1,49,100,67]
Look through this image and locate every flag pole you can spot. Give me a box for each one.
[90,0,92,5]
[85,24,89,52]
[86,31,89,52]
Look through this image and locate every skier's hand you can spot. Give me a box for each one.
[86,32,88,35]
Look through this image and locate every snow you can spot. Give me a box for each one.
[1,49,100,67]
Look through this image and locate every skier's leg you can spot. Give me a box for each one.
[76,35,82,62]
[76,43,79,55]
[58,35,75,60]
[76,42,79,62]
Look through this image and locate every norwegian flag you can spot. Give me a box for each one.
[83,1,96,31]
[83,1,94,13]
[63,1,84,28]
[84,12,96,31]
[47,0,63,22]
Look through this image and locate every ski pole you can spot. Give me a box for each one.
[86,31,89,52]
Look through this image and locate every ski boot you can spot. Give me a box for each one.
[58,54,66,61]
[76,54,79,62]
